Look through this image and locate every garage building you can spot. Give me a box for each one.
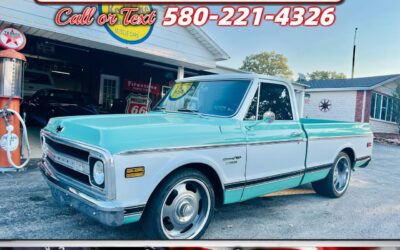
[0,1,229,114]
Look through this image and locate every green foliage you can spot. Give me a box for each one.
[307,71,347,80]
[239,51,293,79]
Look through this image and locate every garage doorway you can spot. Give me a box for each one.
[99,74,120,110]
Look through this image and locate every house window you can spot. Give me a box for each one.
[370,92,399,122]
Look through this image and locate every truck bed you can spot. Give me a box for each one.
[300,118,373,139]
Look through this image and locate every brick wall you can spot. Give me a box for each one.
[354,91,364,122]
[364,91,371,123]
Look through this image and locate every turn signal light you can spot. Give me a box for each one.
[367,142,372,148]
[125,166,145,178]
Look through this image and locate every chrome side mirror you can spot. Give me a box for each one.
[263,111,275,123]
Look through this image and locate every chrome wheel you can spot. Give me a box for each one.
[333,156,351,193]
[160,178,211,239]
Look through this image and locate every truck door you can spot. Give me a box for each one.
[241,81,307,201]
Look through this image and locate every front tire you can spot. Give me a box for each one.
[312,152,352,198]
[142,168,215,239]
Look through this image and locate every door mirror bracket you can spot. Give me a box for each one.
[245,111,275,130]
[262,111,275,123]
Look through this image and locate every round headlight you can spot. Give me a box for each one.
[93,161,105,186]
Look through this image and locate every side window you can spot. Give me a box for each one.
[258,83,293,120]
[245,83,293,121]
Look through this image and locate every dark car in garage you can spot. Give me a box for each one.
[22,88,99,127]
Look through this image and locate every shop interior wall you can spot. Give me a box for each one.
[21,35,205,111]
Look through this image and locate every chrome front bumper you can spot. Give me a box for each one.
[39,160,143,226]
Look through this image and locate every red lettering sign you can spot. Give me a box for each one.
[123,80,161,96]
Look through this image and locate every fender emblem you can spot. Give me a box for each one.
[56,125,64,133]
[223,156,242,165]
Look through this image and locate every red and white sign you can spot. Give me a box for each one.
[125,93,152,114]
[0,28,26,51]
[124,80,161,96]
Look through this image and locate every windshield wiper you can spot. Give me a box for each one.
[153,106,166,111]
[177,108,199,113]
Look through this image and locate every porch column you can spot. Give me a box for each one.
[177,66,184,80]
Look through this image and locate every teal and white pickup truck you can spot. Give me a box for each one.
[39,73,373,239]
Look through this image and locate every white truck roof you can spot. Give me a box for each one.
[176,73,289,83]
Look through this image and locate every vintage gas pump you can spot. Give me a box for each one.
[0,28,31,171]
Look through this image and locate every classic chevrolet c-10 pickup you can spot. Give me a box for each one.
[39,73,373,239]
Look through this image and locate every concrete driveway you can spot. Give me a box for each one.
[0,143,399,240]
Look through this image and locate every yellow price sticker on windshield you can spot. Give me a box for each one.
[170,82,193,100]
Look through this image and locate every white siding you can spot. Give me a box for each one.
[370,119,399,134]
[374,79,400,95]
[0,0,217,70]
[303,91,357,122]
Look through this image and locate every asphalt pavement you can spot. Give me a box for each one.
[0,143,399,240]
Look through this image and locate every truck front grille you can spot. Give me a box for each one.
[43,136,92,187]
[47,157,91,185]
[45,137,89,161]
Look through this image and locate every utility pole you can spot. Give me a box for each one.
[351,27,358,79]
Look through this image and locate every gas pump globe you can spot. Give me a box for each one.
[0,49,26,97]
[0,49,29,170]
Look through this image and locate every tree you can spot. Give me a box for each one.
[393,84,400,133]
[239,51,293,79]
[307,71,347,80]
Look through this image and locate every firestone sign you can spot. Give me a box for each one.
[0,28,26,51]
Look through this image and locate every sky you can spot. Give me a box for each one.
[202,0,400,78]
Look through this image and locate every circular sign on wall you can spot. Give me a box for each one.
[99,4,154,44]
[0,28,26,51]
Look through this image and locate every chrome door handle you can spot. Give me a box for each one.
[291,132,303,137]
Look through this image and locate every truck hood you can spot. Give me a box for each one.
[43,112,243,154]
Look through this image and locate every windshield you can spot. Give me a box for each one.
[155,80,251,117]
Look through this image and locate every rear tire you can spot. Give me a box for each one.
[312,152,352,198]
[141,168,215,239]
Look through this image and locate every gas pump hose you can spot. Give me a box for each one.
[0,107,31,169]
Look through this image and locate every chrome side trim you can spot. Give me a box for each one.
[118,143,247,155]
[117,139,303,155]
[41,129,116,200]
[247,138,306,146]
[245,173,303,189]
[308,134,372,141]
[224,162,333,190]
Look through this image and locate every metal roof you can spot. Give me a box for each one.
[306,74,400,91]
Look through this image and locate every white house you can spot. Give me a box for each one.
[303,75,400,134]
